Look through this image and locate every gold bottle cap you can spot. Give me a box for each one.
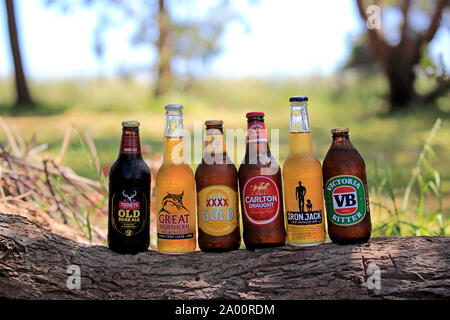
[122,120,140,128]
[331,127,349,134]
[205,120,223,126]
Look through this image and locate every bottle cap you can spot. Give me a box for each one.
[246,112,265,118]
[331,127,349,134]
[121,120,140,128]
[165,104,184,111]
[205,120,223,126]
[289,96,308,102]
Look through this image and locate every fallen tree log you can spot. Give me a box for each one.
[0,212,448,299]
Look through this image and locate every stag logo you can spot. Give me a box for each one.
[159,191,190,215]
[122,190,137,202]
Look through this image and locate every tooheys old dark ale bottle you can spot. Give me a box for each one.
[195,120,240,252]
[108,120,151,254]
[322,127,371,244]
[239,112,286,249]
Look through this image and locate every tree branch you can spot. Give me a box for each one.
[419,0,449,45]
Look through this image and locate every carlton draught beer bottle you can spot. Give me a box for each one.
[322,127,371,243]
[156,104,197,254]
[239,112,286,249]
[195,120,240,252]
[108,120,151,254]
[283,96,326,246]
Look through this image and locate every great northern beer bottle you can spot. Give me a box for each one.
[108,120,151,254]
[283,96,326,246]
[322,127,371,243]
[156,104,197,254]
[239,112,286,249]
[195,120,240,252]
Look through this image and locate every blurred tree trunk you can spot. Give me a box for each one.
[5,0,34,107]
[154,0,174,97]
[356,0,449,111]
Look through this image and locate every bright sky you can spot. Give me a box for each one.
[0,0,448,79]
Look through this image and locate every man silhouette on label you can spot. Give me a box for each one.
[295,181,306,213]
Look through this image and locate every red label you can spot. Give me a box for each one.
[242,176,280,225]
[247,122,268,143]
[332,186,358,215]
[119,201,140,209]
[120,135,141,154]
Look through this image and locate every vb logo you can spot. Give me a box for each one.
[332,186,358,215]
[66,265,81,290]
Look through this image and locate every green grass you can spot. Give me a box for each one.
[0,74,449,236]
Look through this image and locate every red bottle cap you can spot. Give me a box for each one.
[246,112,265,118]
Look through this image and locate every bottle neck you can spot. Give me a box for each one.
[330,132,355,151]
[246,118,269,156]
[119,128,142,160]
[163,110,185,164]
[204,127,226,154]
[289,102,312,155]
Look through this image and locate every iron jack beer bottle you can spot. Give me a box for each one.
[239,112,286,249]
[283,96,326,246]
[156,104,197,254]
[322,127,372,243]
[195,120,241,252]
[108,120,151,254]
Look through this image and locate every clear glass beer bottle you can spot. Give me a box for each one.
[156,104,197,254]
[282,97,326,246]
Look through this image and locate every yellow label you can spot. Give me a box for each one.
[197,185,238,236]
[283,154,326,245]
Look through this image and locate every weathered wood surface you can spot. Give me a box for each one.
[0,212,448,300]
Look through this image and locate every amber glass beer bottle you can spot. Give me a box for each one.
[108,120,151,254]
[195,120,240,252]
[322,127,371,243]
[156,104,197,254]
[239,112,286,249]
[283,97,326,246]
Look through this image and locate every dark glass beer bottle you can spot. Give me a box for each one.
[322,127,371,244]
[108,120,151,254]
[239,112,286,249]
[195,120,241,252]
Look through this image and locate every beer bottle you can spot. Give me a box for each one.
[239,112,286,249]
[195,120,240,252]
[108,120,151,254]
[156,104,197,254]
[283,96,326,246]
[322,127,371,243]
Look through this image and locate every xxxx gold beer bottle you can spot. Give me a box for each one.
[108,120,151,254]
[156,104,197,254]
[239,112,286,249]
[283,97,326,246]
[322,127,371,243]
[195,120,240,252]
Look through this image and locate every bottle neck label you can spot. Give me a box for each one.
[120,134,141,154]
[247,122,268,143]
[324,175,368,226]
[242,176,280,225]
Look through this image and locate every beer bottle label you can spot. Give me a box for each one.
[111,188,148,236]
[325,175,367,226]
[157,190,195,240]
[198,185,238,236]
[242,176,280,225]
[247,122,268,143]
[120,135,141,154]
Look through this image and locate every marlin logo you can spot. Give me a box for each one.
[159,191,190,215]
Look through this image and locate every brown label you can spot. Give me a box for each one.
[120,135,141,154]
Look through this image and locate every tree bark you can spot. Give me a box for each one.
[0,212,448,300]
[4,0,34,107]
